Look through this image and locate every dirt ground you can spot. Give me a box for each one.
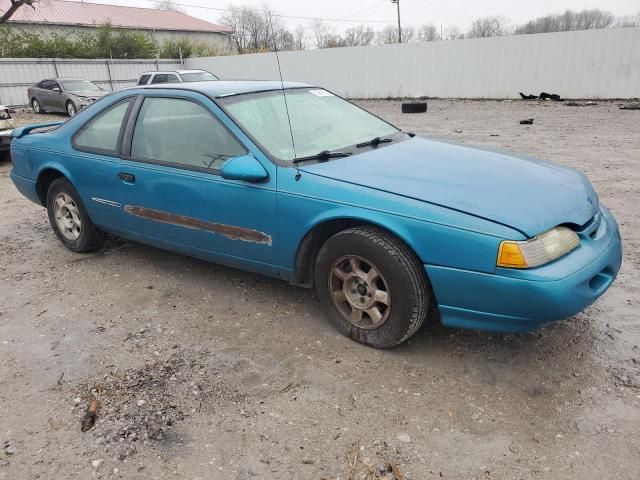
[0,100,639,480]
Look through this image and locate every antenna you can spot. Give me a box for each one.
[273,39,301,181]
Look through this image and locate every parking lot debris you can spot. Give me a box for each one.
[81,398,101,432]
[3,441,16,456]
[540,92,562,101]
[620,103,640,110]
[520,118,534,125]
[519,93,538,100]
[345,443,406,479]
[565,101,598,107]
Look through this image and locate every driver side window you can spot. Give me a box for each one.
[131,97,246,171]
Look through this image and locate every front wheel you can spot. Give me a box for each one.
[46,178,105,252]
[31,98,43,114]
[66,101,77,117]
[314,227,431,348]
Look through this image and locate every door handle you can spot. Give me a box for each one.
[117,172,135,183]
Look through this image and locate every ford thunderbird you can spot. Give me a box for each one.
[10,82,622,348]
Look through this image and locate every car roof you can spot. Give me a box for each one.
[136,80,313,98]
[139,70,210,75]
[39,78,88,82]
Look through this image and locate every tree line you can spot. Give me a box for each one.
[219,5,640,53]
[0,2,638,58]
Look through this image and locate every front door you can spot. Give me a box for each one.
[108,93,279,274]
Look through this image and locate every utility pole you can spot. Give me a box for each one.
[391,0,402,43]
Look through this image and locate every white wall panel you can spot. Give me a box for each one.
[188,27,640,99]
[0,58,182,106]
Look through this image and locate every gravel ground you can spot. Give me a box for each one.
[0,100,639,480]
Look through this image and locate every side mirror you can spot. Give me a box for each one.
[220,154,268,182]
[52,87,61,93]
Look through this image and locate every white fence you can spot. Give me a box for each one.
[188,27,640,99]
[0,58,182,107]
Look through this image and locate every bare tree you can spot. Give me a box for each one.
[343,25,375,46]
[467,16,508,38]
[0,0,37,24]
[221,4,290,53]
[516,9,616,34]
[417,24,440,41]
[444,25,464,40]
[615,12,640,27]
[153,0,185,12]
[376,24,414,44]
[292,24,306,50]
[312,19,345,49]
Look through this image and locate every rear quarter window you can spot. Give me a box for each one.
[73,99,132,154]
[138,74,151,85]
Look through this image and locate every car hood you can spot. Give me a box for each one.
[300,136,599,237]
[70,90,106,98]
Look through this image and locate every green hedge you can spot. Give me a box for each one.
[0,24,223,59]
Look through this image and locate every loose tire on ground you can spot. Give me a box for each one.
[314,226,431,348]
[401,102,427,114]
[46,178,105,252]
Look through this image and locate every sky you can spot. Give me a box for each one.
[89,0,640,33]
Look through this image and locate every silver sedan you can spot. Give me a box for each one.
[27,78,107,117]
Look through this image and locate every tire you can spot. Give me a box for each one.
[66,101,77,117]
[46,178,105,252]
[401,102,427,114]
[31,98,44,114]
[314,227,430,348]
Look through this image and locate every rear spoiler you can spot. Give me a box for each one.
[12,121,64,139]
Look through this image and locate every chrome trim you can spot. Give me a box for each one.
[91,197,121,208]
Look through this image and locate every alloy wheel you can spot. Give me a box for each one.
[67,102,76,116]
[32,99,41,113]
[53,192,82,241]
[328,255,391,330]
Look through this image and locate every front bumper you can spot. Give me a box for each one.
[0,129,12,152]
[426,205,622,332]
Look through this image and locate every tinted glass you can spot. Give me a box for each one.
[60,80,100,91]
[180,71,218,82]
[131,98,245,170]
[166,74,179,83]
[41,80,57,90]
[223,88,399,161]
[151,74,168,84]
[74,100,131,153]
[138,74,151,85]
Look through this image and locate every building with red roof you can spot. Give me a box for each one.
[1,0,233,51]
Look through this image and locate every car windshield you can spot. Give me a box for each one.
[180,71,219,82]
[222,88,400,162]
[60,80,100,92]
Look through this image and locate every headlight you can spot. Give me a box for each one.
[497,226,580,269]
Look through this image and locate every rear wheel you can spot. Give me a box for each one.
[46,178,105,252]
[66,101,77,117]
[31,98,43,114]
[314,227,430,348]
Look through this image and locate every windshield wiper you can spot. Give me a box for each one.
[292,150,352,164]
[356,136,393,148]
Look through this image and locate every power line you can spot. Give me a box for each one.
[144,0,397,24]
[339,0,389,20]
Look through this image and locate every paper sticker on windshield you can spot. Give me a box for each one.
[309,89,334,97]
